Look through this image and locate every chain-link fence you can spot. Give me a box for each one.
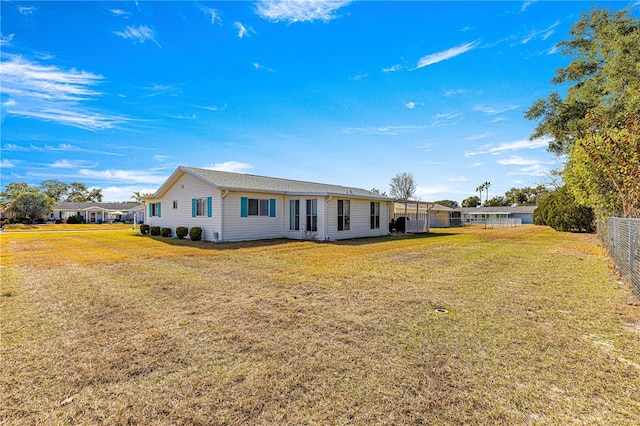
[598,218,640,299]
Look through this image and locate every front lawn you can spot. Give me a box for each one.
[1,226,638,424]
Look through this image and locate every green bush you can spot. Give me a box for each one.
[161,227,172,237]
[66,214,84,224]
[140,224,150,235]
[189,226,203,241]
[150,226,161,236]
[176,226,188,239]
[534,186,595,232]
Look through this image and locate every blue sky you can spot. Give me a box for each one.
[2,1,638,203]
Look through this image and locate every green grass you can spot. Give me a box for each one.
[1,226,639,424]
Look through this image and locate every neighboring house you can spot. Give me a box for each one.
[393,202,461,228]
[457,206,536,225]
[145,166,393,242]
[52,202,145,223]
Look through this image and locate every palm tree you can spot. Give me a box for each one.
[130,191,150,203]
[475,184,485,205]
[484,182,491,202]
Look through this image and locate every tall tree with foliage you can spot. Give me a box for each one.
[434,200,459,209]
[389,172,416,200]
[462,196,480,208]
[6,191,54,222]
[565,112,640,218]
[525,8,640,156]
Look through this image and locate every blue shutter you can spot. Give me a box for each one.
[207,196,212,217]
[269,198,276,217]
[149,203,153,217]
[240,197,248,217]
[192,198,196,217]
[157,202,161,218]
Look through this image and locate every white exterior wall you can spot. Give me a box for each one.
[147,173,222,241]
[325,198,389,240]
[222,191,286,242]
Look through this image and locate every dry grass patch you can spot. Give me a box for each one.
[1,226,639,424]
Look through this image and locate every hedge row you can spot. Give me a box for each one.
[140,224,203,241]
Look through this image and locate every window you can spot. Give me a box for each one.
[370,202,380,229]
[173,201,178,209]
[149,202,161,217]
[196,198,206,216]
[241,197,276,217]
[248,199,269,216]
[290,200,300,231]
[192,197,212,218]
[338,200,350,231]
[306,199,317,232]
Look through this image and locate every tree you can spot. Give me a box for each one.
[525,8,640,155]
[369,188,388,197]
[389,172,416,200]
[483,181,491,202]
[7,191,54,223]
[565,112,640,218]
[505,185,550,206]
[434,200,459,209]
[475,184,485,205]
[0,182,33,206]
[66,182,102,202]
[39,179,70,202]
[533,186,594,232]
[130,191,151,203]
[462,196,480,208]
[483,196,508,207]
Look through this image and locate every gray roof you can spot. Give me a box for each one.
[54,202,144,211]
[152,166,392,200]
[457,205,536,214]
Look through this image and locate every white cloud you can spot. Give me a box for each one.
[382,64,403,73]
[520,0,537,13]
[153,155,170,161]
[432,112,462,126]
[114,25,161,48]
[234,22,255,38]
[253,62,276,72]
[474,104,520,115]
[414,185,453,200]
[78,168,168,184]
[108,9,130,17]
[255,0,351,23]
[489,116,508,123]
[448,176,468,183]
[206,161,254,173]
[406,102,416,109]
[201,7,222,25]
[1,33,15,46]
[1,159,16,168]
[342,125,425,136]
[464,132,491,141]
[443,88,468,97]
[1,54,129,131]
[414,40,480,69]
[18,6,36,15]
[193,103,227,111]
[465,138,550,156]
[522,20,559,44]
[50,159,98,169]
[350,72,367,81]
[101,185,160,202]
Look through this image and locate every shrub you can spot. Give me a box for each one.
[189,226,203,241]
[534,186,595,232]
[66,214,84,224]
[140,224,150,235]
[150,226,161,236]
[176,226,188,239]
[161,227,172,237]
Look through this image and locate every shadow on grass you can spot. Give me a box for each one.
[136,231,457,251]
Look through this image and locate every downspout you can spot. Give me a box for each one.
[220,190,229,242]
[324,196,333,240]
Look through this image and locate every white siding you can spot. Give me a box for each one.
[222,191,285,242]
[326,199,390,240]
[146,173,222,241]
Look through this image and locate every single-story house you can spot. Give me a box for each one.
[51,202,145,223]
[144,166,393,242]
[457,206,536,225]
